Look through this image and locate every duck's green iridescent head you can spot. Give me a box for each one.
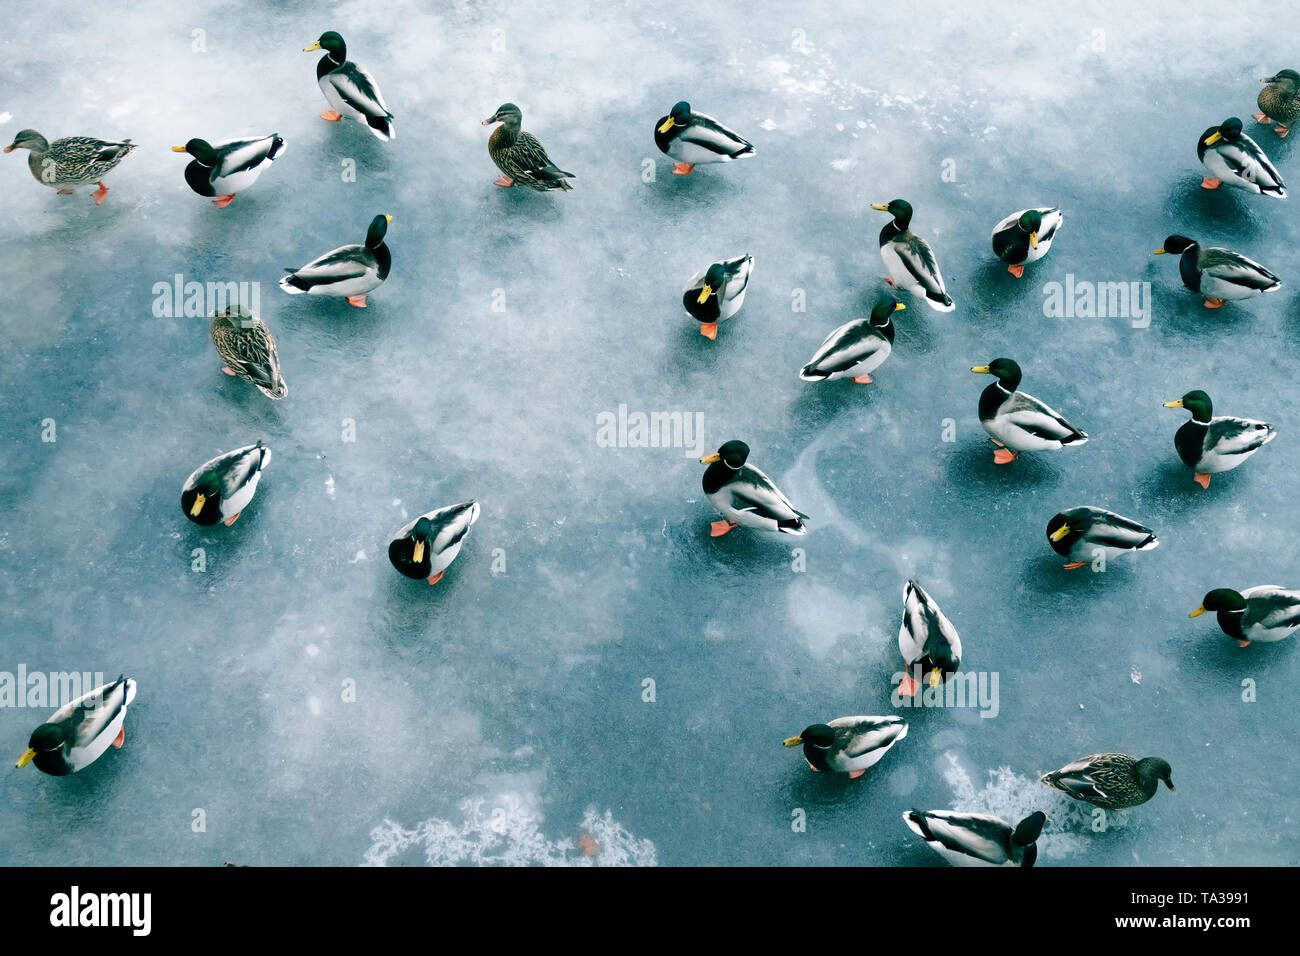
[870,296,905,326]
[783,724,834,749]
[1190,588,1246,617]
[659,101,692,133]
[1154,235,1197,256]
[304,31,346,59]
[971,357,1022,388]
[1203,117,1243,146]
[15,723,65,767]
[696,263,727,303]
[3,129,49,153]
[871,198,913,225]
[1163,389,1212,421]
[1018,209,1044,247]
[366,214,392,248]
[700,439,749,468]
[172,138,218,165]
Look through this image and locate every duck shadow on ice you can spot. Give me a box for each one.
[959,259,1050,328]
[1133,457,1253,515]
[1164,174,1264,232]
[943,439,1064,493]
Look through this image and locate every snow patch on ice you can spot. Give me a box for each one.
[362,795,658,867]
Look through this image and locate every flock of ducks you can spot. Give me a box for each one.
[7,32,1300,866]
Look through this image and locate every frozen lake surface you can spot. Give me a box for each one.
[1,0,1297,865]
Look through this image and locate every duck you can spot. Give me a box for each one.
[181,441,271,527]
[783,716,907,778]
[654,101,755,175]
[15,675,137,776]
[4,129,136,204]
[683,254,754,339]
[172,134,285,207]
[304,32,394,140]
[482,103,574,191]
[898,580,963,697]
[1197,117,1285,196]
[799,296,904,384]
[1162,390,1276,488]
[699,440,807,537]
[1041,753,1174,810]
[972,358,1088,464]
[1190,587,1300,647]
[389,501,481,585]
[1255,70,1300,138]
[280,214,392,308]
[903,809,1047,867]
[1046,507,1158,570]
[210,305,287,399]
[1153,236,1281,309]
[870,199,954,311]
[991,206,1063,278]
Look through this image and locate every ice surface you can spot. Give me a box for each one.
[1,1,1298,865]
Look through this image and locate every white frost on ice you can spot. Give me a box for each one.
[362,795,658,867]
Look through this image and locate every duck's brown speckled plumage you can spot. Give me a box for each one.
[1258,70,1300,127]
[6,130,136,187]
[209,307,287,399]
[1041,752,1174,810]
[485,105,574,192]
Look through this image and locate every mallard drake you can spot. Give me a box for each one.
[871,199,954,311]
[654,101,755,175]
[991,207,1062,278]
[1046,507,1157,570]
[783,716,907,778]
[972,359,1088,464]
[800,296,904,384]
[181,441,271,527]
[4,129,135,204]
[280,214,392,308]
[1197,117,1285,196]
[172,134,285,207]
[210,305,287,399]
[1190,587,1300,647]
[482,103,574,191]
[1153,236,1280,309]
[304,32,394,140]
[699,440,807,537]
[15,675,137,776]
[903,809,1046,867]
[1162,390,1275,488]
[1041,753,1173,810]
[898,580,962,697]
[1255,70,1300,138]
[389,501,481,585]
[683,254,753,339]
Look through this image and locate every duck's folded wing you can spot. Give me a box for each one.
[220,445,265,498]
[1004,391,1087,441]
[728,466,806,521]
[51,676,131,749]
[1204,417,1275,456]
[907,811,1010,864]
[331,64,391,118]
[430,504,478,553]
[291,245,375,283]
[1244,590,1300,630]
[1238,137,1286,189]
[681,114,753,156]
[216,136,280,176]
[1200,249,1280,289]
[1086,511,1157,549]
[833,717,906,757]
[511,132,572,178]
[897,234,947,297]
[805,321,883,374]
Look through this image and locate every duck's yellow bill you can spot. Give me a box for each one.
[894,302,906,311]
[700,452,721,464]
[658,118,675,133]
[384,214,393,223]
[696,285,712,304]
[15,748,35,768]
[1050,524,1071,542]
[1030,231,1039,249]
[1189,605,1207,618]
[303,41,322,51]
[971,365,991,374]
[411,540,425,564]
[1205,131,1223,145]
[1163,399,1184,408]
[1153,248,1166,255]
[783,736,803,748]
[171,145,188,153]
[928,668,942,687]
[870,203,890,211]
[190,493,206,516]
